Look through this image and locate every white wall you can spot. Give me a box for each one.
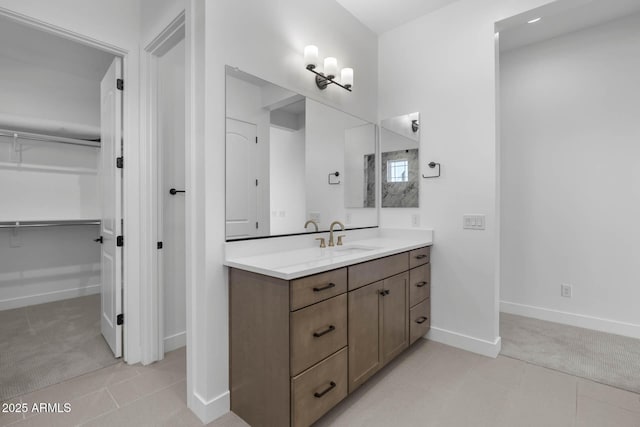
[378,0,557,356]
[500,14,640,337]
[0,56,101,129]
[270,126,306,235]
[0,0,143,364]
[195,0,378,421]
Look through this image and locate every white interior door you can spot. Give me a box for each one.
[100,57,123,358]
[158,39,187,354]
[226,118,258,238]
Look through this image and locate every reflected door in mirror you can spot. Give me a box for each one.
[226,118,258,238]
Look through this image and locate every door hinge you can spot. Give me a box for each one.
[117,79,124,91]
[157,241,163,249]
[255,179,258,186]
[255,136,258,144]
[117,235,124,247]
[116,314,124,325]
[116,157,124,169]
[256,222,259,229]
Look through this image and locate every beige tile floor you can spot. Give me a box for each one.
[2,340,639,427]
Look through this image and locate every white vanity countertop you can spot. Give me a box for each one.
[224,235,433,280]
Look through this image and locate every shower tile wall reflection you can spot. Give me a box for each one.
[380,112,420,208]
[381,148,419,207]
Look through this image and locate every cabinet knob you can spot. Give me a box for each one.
[416,316,428,324]
[415,254,428,260]
[379,289,390,296]
[416,281,428,288]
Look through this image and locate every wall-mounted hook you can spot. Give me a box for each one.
[328,171,341,185]
[422,162,441,179]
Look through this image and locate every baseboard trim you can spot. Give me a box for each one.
[190,390,230,424]
[426,327,502,358]
[0,284,100,310]
[164,331,186,352]
[500,301,640,340]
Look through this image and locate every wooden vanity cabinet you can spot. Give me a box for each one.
[230,246,431,427]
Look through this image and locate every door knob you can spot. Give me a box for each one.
[169,188,185,195]
[94,236,103,244]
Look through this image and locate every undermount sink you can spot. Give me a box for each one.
[330,245,380,256]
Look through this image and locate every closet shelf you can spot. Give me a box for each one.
[0,129,100,148]
[0,219,100,229]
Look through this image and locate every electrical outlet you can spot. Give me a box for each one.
[561,284,572,298]
[411,214,420,228]
[463,215,486,230]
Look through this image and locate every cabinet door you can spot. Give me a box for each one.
[381,272,408,364]
[348,280,383,392]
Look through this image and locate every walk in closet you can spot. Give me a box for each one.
[0,15,123,401]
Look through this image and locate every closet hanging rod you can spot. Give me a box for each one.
[0,220,101,229]
[0,129,101,148]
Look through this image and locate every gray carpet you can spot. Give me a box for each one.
[501,312,640,394]
[0,294,118,401]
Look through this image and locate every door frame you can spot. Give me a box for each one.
[140,11,187,364]
[0,6,138,363]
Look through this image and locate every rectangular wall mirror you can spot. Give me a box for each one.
[225,66,378,241]
[380,112,420,208]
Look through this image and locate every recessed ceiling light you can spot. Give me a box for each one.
[528,17,542,24]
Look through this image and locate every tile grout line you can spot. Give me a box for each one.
[75,388,120,427]
[104,386,120,409]
[23,307,33,332]
[77,378,188,426]
[575,380,578,424]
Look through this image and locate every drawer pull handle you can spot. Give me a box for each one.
[313,325,336,338]
[416,281,428,288]
[415,254,428,260]
[314,381,337,398]
[416,316,428,324]
[379,289,390,296]
[313,283,336,293]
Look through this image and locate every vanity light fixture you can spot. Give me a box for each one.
[304,45,353,92]
[527,17,542,24]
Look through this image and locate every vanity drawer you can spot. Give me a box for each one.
[409,263,431,308]
[291,347,348,427]
[348,253,408,291]
[290,268,347,311]
[409,298,431,345]
[290,294,347,376]
[409,246,431,269]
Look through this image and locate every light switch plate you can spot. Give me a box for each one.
[463,215,486,230]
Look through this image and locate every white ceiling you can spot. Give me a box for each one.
[335,0,460,34]
[0,14,114,81]
[499,0,640,52]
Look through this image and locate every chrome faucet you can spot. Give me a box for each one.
[304,219,319,232]
[328,221,345,247]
